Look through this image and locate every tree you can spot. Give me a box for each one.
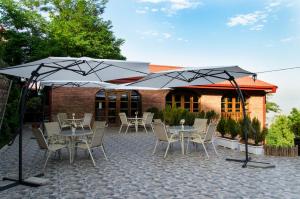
[288,108,300,138]
[266,94,280,113]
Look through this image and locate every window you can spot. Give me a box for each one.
[165,90,200,112]
[221,96,248,113]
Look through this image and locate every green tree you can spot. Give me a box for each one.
[266,115,295,147]
[266,94,280,113]
[288,108,300,138]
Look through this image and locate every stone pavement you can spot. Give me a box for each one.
[0,125,300,199]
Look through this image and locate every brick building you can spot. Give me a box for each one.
[48,64,277,126]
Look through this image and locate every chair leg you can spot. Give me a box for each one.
[143,124,148,134]
[119,124,123,134]
[186,138,190,153]
[125,125,129,134]
[43,151,52,172]
[153,140,159,154]
[151,124,154,133]
[201,143,209,159]
[212,141,218,156]
[164,142,171,159]
[85,142,96,166]
[101,145,108,160]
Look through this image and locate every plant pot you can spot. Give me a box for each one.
[239,143,264,155]
[215,137,239,150]
[294,137,300,156]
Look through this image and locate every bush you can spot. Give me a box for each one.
[250,117,262,145]
[288,108,300,138]
[205,110,218,124]
[146,107,163,119]
[266,115,295,147]
[238,116,251,141]
[26,96,42,112]
[217,117,226,137]
[225,118,239,139]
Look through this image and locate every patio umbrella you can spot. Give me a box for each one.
[128,66,274,169]
[0,57,150,191]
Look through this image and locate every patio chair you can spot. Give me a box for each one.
[186,122,218,158]
[80,113,93,130]
[138,113,154,133]
[152,121,180,158]
[118,112,135,134]
[76,122,108,164]
[57,113,71,129]
[33,128,68,172]
[44,122,65,145]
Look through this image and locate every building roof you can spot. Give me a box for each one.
[110,64,277,93]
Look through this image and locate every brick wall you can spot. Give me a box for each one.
[50,87,99,120]
[248,96,265,127]
[200,95,222,115]
[138,90,170,111]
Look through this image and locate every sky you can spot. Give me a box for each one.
[103,0,300,115]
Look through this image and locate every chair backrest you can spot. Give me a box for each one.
[119,112,128,125]
[57,113,68,125]
[90,126,105,148]
[204,123,217,142]
[193,118,208,133]
[153,119,162,123]
[145,113,154,125]
[153,121,169,141]
[82,113,93,126]
[32,128,48,149]
[142,112,150,120]
[44,122,61,137]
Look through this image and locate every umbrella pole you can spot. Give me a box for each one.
[225,75,275,168]
[1,67,44,191]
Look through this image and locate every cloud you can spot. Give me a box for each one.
[227,0,284,31]
[137,30,189,42]
[227,11,267,27]
[280,36,299,43]
[136,0,202,14]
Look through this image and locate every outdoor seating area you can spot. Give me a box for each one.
[1,125,300,198]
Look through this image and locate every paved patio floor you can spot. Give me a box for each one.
[0,125,300,199]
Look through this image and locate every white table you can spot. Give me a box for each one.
[127,117,143,132]
[61,129,94,164]
[169,125,198,155]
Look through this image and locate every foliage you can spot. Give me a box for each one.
[266,115,295,147]
[204,110,218,124]
[225,118,239,140]
[0,0,125,66]
[0,82,20,148]
[146,107,163,120]
[26,96,42,112]
[266,94,280,113]
[238,116,251,141]
[288,108,300,138]
[249,117,265,146]
[217,117,226,138]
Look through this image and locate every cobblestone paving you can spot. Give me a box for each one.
[0,125,300,199]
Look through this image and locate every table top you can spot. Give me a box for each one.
[168,125,198,133]
[66,118,83,121]
[127,117,143,120]
[61,129,93,137]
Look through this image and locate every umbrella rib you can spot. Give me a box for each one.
[161,71,185,88]
[85,61,103,81]
[85,60,105,75]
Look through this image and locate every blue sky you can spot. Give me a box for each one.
[104,0,300,115]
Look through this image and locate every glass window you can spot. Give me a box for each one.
[165,91,200,112]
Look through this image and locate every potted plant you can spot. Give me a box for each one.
[239,117,265,155]
[264,115,298,156]
[215,117,239,150]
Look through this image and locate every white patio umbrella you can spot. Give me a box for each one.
[128,66,274,169]
[0,57,151,191]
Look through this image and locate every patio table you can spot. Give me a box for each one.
[127,117,143,132]
[61,129,93,164]
[168,125,198,155]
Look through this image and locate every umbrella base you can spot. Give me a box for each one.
[0,173,44,192]
[226,157,275,168]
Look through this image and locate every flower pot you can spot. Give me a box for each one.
[239,143,264,155]
[215,137,239,150]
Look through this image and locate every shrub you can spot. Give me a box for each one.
[288,108,300,138]
[238,116,251,141]
[250,117,262,145]
[225,118,239,139]
[266,115,295,147]
[205,110,218,124]
[217,117,226,138]
[146,107,163,119]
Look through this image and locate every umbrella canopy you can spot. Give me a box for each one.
[0,57,150,82]
[128,66,256,88]
[40,80,169,90]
